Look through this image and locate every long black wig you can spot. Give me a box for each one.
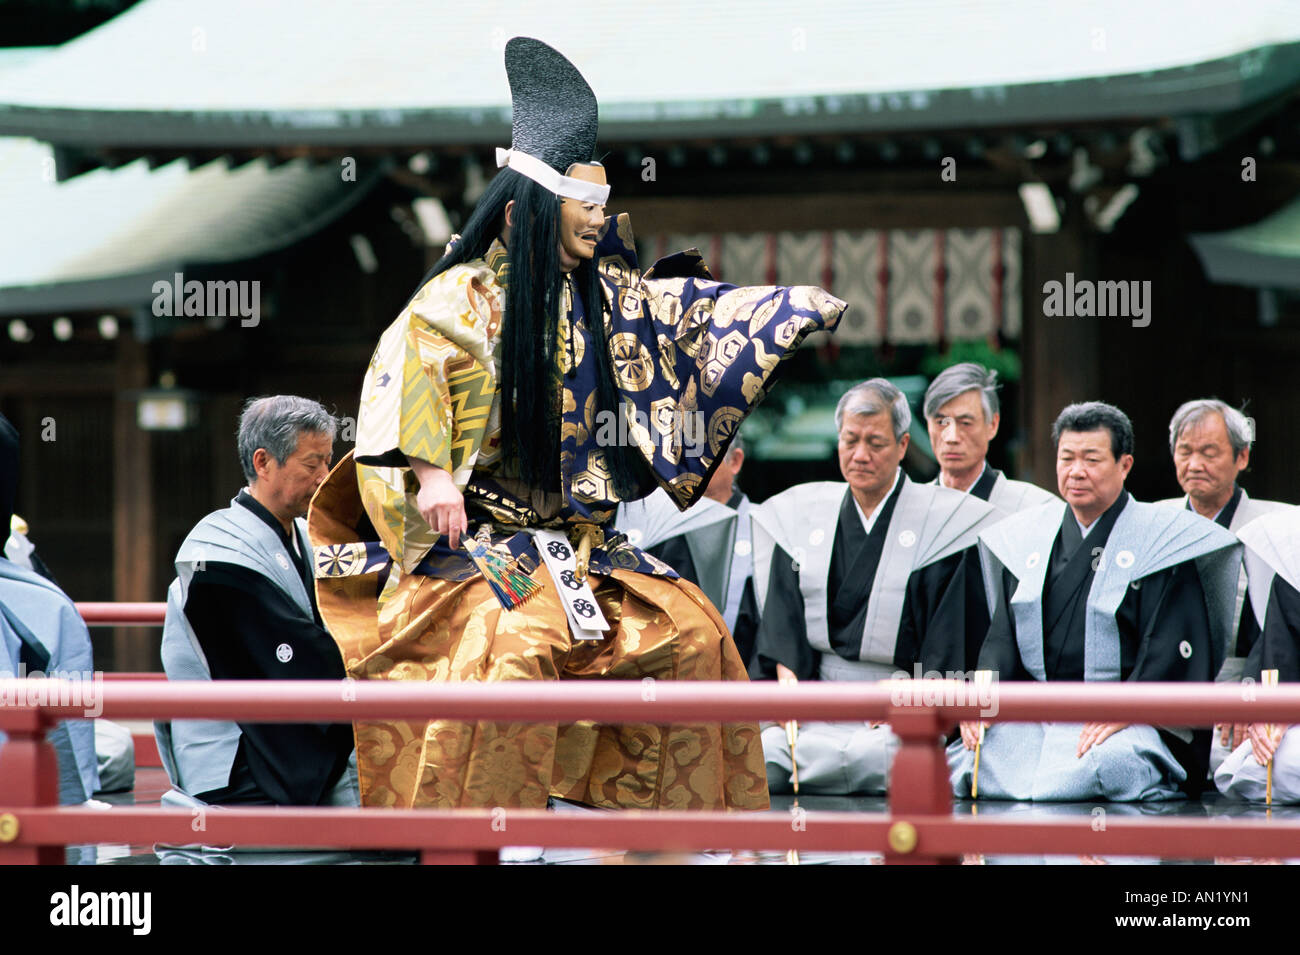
[408,166,650,500]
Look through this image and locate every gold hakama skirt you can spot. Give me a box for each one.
[311,477,769,811]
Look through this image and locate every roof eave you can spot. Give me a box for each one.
[3,45,1297,149]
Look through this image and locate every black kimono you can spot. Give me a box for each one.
[752,479,992,681]
[959,491,1241,800]
[169,491,353,806]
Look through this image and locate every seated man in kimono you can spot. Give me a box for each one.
[1215,505,1300,802]
[950,401,1241,801]
[924,361,1057,513]
[923,361,1057,667]
[0,414,98,807]
[1157,398,1287,771]
[157,396,357,809]
[750,378,1002,794]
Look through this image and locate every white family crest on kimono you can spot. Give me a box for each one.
[752,473,1004,795]
[949,495,1242,802]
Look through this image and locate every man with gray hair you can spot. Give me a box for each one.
[750,378,1002,794]
[1161,399,1281,529]
[1159,398,1286,767]
[923,362,1056,514]
[157,395,357,812]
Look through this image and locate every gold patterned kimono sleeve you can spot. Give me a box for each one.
[353,262,505,570]
[355,264,501,485]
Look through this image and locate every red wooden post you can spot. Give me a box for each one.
[886,708,956,865]
[0,706,62,864]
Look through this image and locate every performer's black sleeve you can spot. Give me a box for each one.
[749,547,818,681]
[1242,576,1300,683]
[184,562,353,805]
[730,576,759,669]
[976,564,1030,680]
[897,548,992,674]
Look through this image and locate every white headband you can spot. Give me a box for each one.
[495,147,611,205]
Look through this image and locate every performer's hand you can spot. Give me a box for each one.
[959,721,987,751]
[1076,722,1128,757]
[1216,722,1249,751]
[408,457,467,550]
[1246,722,1287,766]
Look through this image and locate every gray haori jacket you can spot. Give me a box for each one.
[979,496,1242,684]
[1238,504,1300,678]
[156,498,334,800]
[752,475,1001,678]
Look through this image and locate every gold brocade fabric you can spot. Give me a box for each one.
[351,214,845,574]
[312,466,768,810]
[314,211,845,813]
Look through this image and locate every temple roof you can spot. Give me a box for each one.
[2,0,1298,148]
[0,137,385,314]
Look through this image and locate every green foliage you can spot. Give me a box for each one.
[920,340,1021,382]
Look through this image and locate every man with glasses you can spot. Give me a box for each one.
[924,362,1057,668]
[923,362,1056,513]
[750,378,1002,794]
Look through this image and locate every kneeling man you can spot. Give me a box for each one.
[1159,399,1287,770]
[751,378,1001,794]
[157,396,356,808]
[1215,505,1300,802]
[950,402,1241,801]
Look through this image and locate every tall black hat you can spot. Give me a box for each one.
[496,38,609,204]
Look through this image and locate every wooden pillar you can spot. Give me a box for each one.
[1020,198,1100,486]
[112,334,155,673]
[421,849,499,865]
[209,394,246,507]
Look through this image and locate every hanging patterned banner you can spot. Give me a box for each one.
[652,227,1022,345]
[830,230,881,345]
[945,228,996,341]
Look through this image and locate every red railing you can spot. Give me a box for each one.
[2,678,1299,865]
[77,602,166,626]
[76,603,168,767]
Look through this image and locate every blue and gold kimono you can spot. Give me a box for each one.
[310,213,845,812]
